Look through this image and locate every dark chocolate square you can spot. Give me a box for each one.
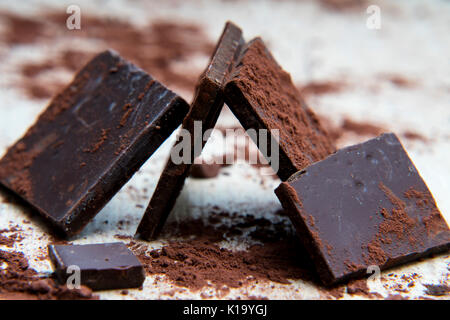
[275,133,450,285]
[48,242,145,291]
[0,50,189,236]
[224,38,335,181]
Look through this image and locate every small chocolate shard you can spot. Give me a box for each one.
[190,162,222,179]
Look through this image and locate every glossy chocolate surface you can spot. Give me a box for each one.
[48,242,145,290]
[136,22,245,240]
[276,133,450,285]
[0,50,189,236]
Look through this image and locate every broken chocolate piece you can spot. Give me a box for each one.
[275,133,450,285]
[48,242,145,291]
[136,22,245,240]
[224,38,336,181]
[0,50,189,236]
[190,162,222,179]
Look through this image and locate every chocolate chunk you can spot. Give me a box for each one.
[136,22,245,240]
[275,133,450,285]
[424,284,450,296]
[48,242,145,291]
[190,162,222,179]
[224,38,335,181]
[0,50,189,236]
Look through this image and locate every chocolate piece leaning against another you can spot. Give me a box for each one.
[48,243,145,291]
[275,133,450,286]
[0,50,189,236]
[224,37,336,181]
[136,22,245,240]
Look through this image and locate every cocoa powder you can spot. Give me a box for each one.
[130,211,318,293]
[0,224,95,299]
[0,11,214,99]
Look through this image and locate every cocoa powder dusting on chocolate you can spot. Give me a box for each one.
[364,183,418,265]
[378,183,416,241]
[83,129,109,153]
[233,39,335,172]
[280,182,302,209]
[403,187,450,237]
[119,103,133,128]
[0,142,40,198]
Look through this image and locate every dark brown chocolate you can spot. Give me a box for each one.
[48,242,145,291]
[275,133,450,285]
[0,50,189,236]
[136,22,245,240]
[224,38,336,181]
[189,162,222,179]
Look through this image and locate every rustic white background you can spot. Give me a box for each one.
[0,0,449,299]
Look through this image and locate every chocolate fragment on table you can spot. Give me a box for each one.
[224,38,335,181]
[0,50,189,236]
[275,133,450,285]
[48,242,145,291]
[189,162,222,179]
[136,22,245,240]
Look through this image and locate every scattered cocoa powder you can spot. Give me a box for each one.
[0,11,214,99]
[341,118,385,137]
[385,75,416,88]
[325,286,345,299]
[0,231,23,248]
[319,0,368,12]
[0,249,95,300]
[83,129,109,153]
[298,81,343,98]
[118,104,133,128]
[130,211,318,293]
[385,294,408,300]
[346,279,382,299]
[318,116,386,145]
[402,130,427,142]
